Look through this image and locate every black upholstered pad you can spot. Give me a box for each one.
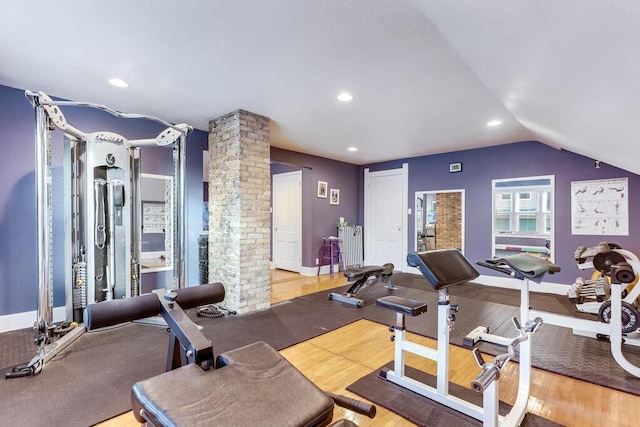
[484,253,561,280]
[406,249,479,290]
[376,296,428,317]
[344,265,384,280]
[131,341,334,426]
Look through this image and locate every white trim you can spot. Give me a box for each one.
[491,175,555,262]
[272,170,303,273]
[363,163,409,272]
[0,306,67,333]
[299,264,340,276]
[414,188,465,254]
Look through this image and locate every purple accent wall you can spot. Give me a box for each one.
[271,147,360,268]
[361,141,640,285]
[0,84,207,316]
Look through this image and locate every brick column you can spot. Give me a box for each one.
[208,110,271,314]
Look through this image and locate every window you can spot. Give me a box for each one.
[492,176,554,260]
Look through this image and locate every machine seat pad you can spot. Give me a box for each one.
[131,341,334,427]
[344,265,384,280]
[485,254,561,279]
[406,249,479,290]
[376,296,428,317]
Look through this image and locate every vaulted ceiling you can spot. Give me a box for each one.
[1,1,638,173]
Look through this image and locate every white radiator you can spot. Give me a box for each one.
[338,225,363,268]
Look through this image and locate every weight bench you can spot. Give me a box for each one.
[86,283,375,426]
[376,249,542,427]
[329,263,394,307]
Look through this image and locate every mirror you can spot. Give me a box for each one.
[492,175,554,260]
[140,173,174,272]
[414,189,465,253]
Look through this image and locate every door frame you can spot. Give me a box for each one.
[272,170,302,272]
[414,188,466,253]
[363,163,408,271]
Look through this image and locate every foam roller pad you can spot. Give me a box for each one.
[86,293,162,331]
[173,282,225,310]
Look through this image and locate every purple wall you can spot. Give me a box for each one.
[271,147,360,268]
[361,141,640,285]
[0,84,207,316]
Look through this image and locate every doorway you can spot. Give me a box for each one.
[415,189,465,253]
[363,164,408,271]
[272,170,302,272]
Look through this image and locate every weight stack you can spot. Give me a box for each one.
[198,234,209,285]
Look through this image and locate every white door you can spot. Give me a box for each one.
[364,164,408,271]
[272,170,302,272]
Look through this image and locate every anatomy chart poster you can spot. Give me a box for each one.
[571,178,628,235]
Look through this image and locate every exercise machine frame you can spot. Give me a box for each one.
[8,90,191,378]
[377,249,542,427]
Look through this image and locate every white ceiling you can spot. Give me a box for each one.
[0,1,638,172]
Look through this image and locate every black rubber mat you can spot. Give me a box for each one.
[0,299,360,427]
[0,327,37,371]
[298,276,640,396]
[347,362,563,426]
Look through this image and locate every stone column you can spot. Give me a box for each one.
[208,109,271,314]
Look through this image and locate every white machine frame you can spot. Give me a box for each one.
[384,285,536,427]
[385,250,640,427]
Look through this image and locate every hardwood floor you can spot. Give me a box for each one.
[98,270,640,427]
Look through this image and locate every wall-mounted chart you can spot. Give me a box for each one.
[571,177,628,235]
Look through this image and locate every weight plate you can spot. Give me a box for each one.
[598,300,640,333]
[593,251,626,273]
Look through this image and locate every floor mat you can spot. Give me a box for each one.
[0,299,360,427]
[347,362,563,426]
[298,276,640,396]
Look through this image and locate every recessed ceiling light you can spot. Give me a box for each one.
[108,78,130,88]
[348,147,358,152]
[337,92,353,102]
[486,120,502,127]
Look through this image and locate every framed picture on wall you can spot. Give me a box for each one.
[317,181,328,198]
[330,188,340,205]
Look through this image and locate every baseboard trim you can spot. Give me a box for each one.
[299,264,339,276]
[0,306,67,333]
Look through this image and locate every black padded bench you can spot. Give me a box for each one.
[86,283,372,427]
[329,263,394,307]
[131,341,336,427]
[376,296,428,317]
[377,249,479,329]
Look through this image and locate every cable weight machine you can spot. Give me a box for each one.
[6,90,191,378]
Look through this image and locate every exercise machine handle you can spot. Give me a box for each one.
[471,362,501,393]
[326,392,377,418]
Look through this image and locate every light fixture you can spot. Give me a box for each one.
[348,147,358,152]
[486,120,502,127]
[337,92,353,102]
[108,78,130,88]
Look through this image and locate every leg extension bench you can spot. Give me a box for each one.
[86,283,374,426]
